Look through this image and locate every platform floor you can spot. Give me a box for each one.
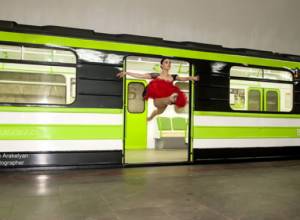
[0,160,300,220]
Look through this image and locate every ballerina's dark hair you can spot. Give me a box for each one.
[160,57,171,65]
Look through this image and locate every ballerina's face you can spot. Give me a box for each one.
[161,59,171,71]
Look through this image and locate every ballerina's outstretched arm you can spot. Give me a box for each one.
[116,71,152,79]
[176,75,199,81]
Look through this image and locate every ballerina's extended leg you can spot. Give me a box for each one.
[147,105,167,121]
[147,93,179,121]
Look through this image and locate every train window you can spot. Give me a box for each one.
[0,45,76,64]
[230,66,293,81]
[263,69,292,81]
[231,66,263,79]
[0,45,21,60]
[23,47,53,62]
[0,63,76,105]
[52,50,76,64]
[127,82,145,113]
[230,66,293,112]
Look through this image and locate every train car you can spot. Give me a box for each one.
[0,20,300,169]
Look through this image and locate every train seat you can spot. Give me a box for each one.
[156,117,186,138]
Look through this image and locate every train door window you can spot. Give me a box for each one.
[265,89,279,112]
[230,66,293,112]
[127,82,145,113]
[248,89,262,111]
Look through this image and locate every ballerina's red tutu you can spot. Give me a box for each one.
[144,77,187,108]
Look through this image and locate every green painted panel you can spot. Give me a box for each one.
[193,126,300,139]
[0,124,122,140]
[0,106,122,113]
[0,31,300,69]
[125,80,147,150]
[194,111,300,119]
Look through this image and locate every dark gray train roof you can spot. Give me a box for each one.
[0,20,300,63]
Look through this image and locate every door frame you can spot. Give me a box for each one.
[122,56,194,165]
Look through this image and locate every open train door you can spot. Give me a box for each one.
[124,56,192,165]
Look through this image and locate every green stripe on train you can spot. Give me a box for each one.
[194,111,300,119]
[193,126,300,139]
[0,106,122,113]
[0,31,300,69]
[0,124,122,140]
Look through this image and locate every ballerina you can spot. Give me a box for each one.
[117,58,199,121]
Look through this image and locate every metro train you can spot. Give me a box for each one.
[0,20,300,168]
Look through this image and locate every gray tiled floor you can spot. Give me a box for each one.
[0,160,300,220]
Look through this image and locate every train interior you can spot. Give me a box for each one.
[230,66,293,112]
